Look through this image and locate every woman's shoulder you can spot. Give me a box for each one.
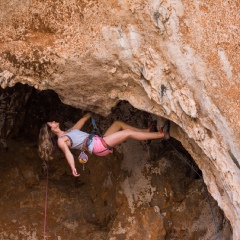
[57,136,70,149]
[57,129,73,139]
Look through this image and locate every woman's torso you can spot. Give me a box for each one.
[58,129,94,153]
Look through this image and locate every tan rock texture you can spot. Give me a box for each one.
[0,0,239,239]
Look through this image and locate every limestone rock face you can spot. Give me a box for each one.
[0,1,239,239]
[0,87,233,239]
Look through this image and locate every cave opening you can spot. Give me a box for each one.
[0,83,232,239]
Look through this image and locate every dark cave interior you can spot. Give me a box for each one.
[0,83,232,240]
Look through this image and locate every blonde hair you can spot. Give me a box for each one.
[38,124,57,161]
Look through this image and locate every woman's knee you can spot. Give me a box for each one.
[122,129,133,137]
[113,120,125,128]
[113,120,121,124]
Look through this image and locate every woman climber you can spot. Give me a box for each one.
[38,112,170,177]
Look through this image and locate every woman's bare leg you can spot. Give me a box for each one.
[104,129,164,148]
[104,121,149,136]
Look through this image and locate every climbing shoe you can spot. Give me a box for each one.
[149,120,158,132]
[160,120,170,140]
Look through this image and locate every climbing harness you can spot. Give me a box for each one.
[79,117,100,169]
[80,117,112,169]
[82,117,102,152]
[88,117,112,151]
[83,117,103,147]
[43,161,49,240]
[166,140,221,240]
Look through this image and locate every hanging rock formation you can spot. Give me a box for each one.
[0,1,239,239]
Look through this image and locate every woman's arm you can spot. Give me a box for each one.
[71,112,91,130]
[58,138,80,177]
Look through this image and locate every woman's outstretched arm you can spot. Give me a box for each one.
[71,112,91,130]
[58,138,80,177]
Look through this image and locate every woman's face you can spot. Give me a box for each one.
[47,121,59,131]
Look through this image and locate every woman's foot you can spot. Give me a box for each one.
[160,120,170,140]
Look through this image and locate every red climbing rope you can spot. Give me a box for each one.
[43,161,49,240]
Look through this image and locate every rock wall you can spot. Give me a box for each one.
[0,86,232,239]
[0,1,239,239]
